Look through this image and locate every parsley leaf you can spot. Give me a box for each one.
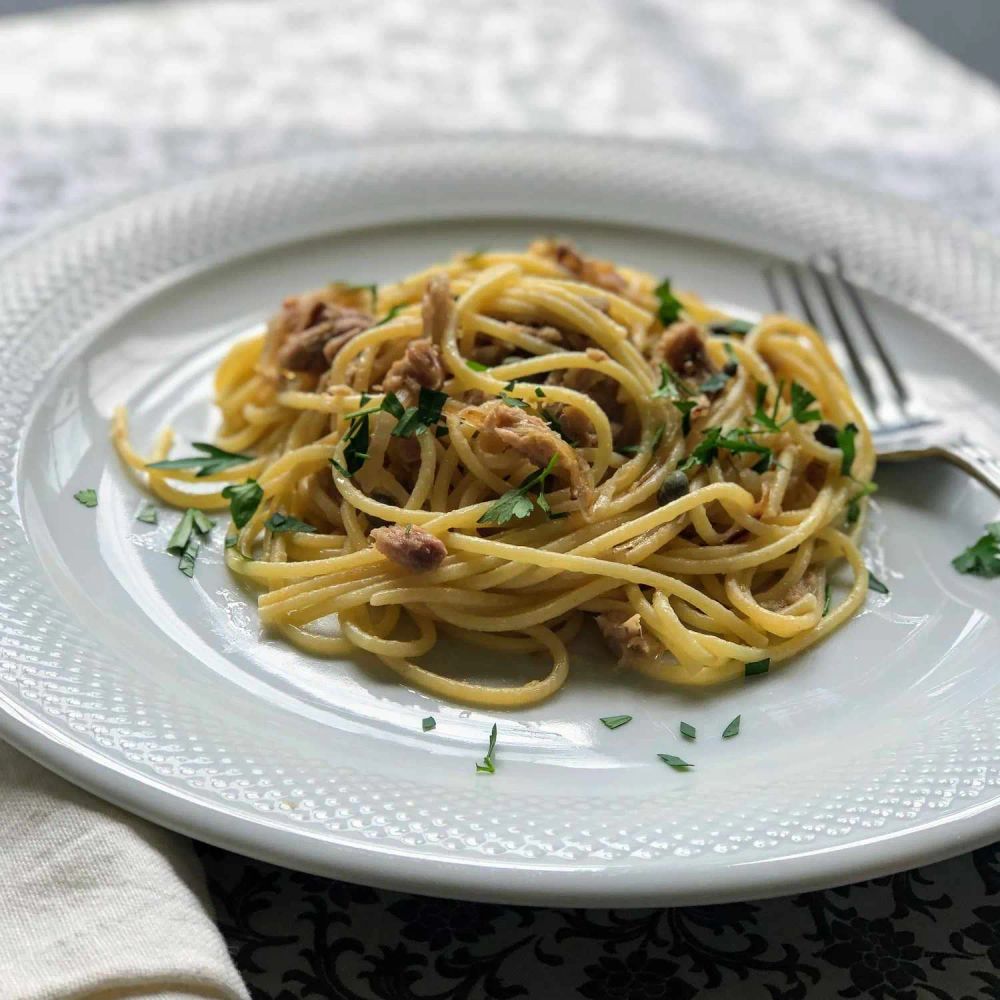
[540,408,576,445]
[136,502,158,525]
[337,406,372,476]
[745,658,770,677]
[658,754,693,770]
[867,569,890,594]
[422,716,436,732]
[699,371,731,394]
[952,522,1000,578]
[679,721,696,740]
[600,715,632,730]
[653,363,693,400]
[709,318,754,335]
[373,304,407,327]
[466,359,489,372]
[845,481,877,527]
[475,723,498,774]
[147,442,254,478]
[673,400,697,436]
[478,454,560,526]
[653,278,683,326]
[790,382,822,424]
[266,513,318,534]
[722,715,741,739]
[499,392,530,409]
[221,478,264,529]
[836,423,859,476]
[345,392,405,421]
[166,509,196,556]
[823,583,832,617]
[678,427,771,473]
[178,539,200,578]
[73,488,98,508]
[392,387,449,438]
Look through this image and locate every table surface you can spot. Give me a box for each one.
[4,0,1000,996]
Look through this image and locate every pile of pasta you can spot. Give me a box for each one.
[114,240,875,706]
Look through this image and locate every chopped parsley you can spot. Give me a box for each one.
[475,723,498,774]
[136,502,158,525]
[823,583,832,617]
[836,423,859,476]
[679,721,696,740]
[845,481,878,527]
[422,716,436,732]
[709,318,754,336]
[334,404,373,477]
[345,392,405,422]
[722,715,741,739]
[534,386,546,398]
[478,454,560,526]
[540,408,576,445]
[658,754,693,770]
[73,489,98,508]
[266,513,318,534]
[167,508,214,577]
[867,570,889,594]
[392,387,449,438]
[952,522,1000,578]
[790,382,821,424]
[147,442,254,478]
[699,371,731,394]
[221,478,263,529]
[678,426,771,473]
[600,715,632,730]
[745,658,770,677]
[225,534,238,549]
[466,359,490,372]
[373,304,407,327]
[653,278,683,325]
[653,363,694,401]
[499,392,530,410]
[178,539,200,578]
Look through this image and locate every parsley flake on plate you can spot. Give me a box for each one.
[422,716,436,732]
[600,715,632,730]
[867,569,890,594]
[475,724,498,774]
[952,522,1000,578]
[679,721,696,740]
[722,715,741,739]
[745,658,770,677]
[658,754,693,770]
[73,488,98,508]
[135,502,158,525]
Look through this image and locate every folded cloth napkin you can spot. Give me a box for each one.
[0,743,248,1000]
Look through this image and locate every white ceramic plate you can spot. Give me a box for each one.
[4,137,1000,906]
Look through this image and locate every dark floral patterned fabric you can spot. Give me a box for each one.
[197,842,1000,998]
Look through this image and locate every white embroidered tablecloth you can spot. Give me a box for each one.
[4,1,1000,996]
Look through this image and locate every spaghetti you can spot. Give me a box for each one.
[113,240,876,706]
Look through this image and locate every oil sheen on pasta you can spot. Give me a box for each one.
[113,240,875,706]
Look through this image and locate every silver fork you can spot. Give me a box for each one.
[763,253,1000,498]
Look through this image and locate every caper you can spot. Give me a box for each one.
[814,422,839,448]
[658,470,690,505]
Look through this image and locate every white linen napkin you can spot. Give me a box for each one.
[0,743,248,1000]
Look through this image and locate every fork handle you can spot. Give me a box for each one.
[938,439,1000,501]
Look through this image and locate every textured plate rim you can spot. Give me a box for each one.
[3,135,1000,905]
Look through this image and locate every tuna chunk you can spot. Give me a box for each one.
[371,525,447,572]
